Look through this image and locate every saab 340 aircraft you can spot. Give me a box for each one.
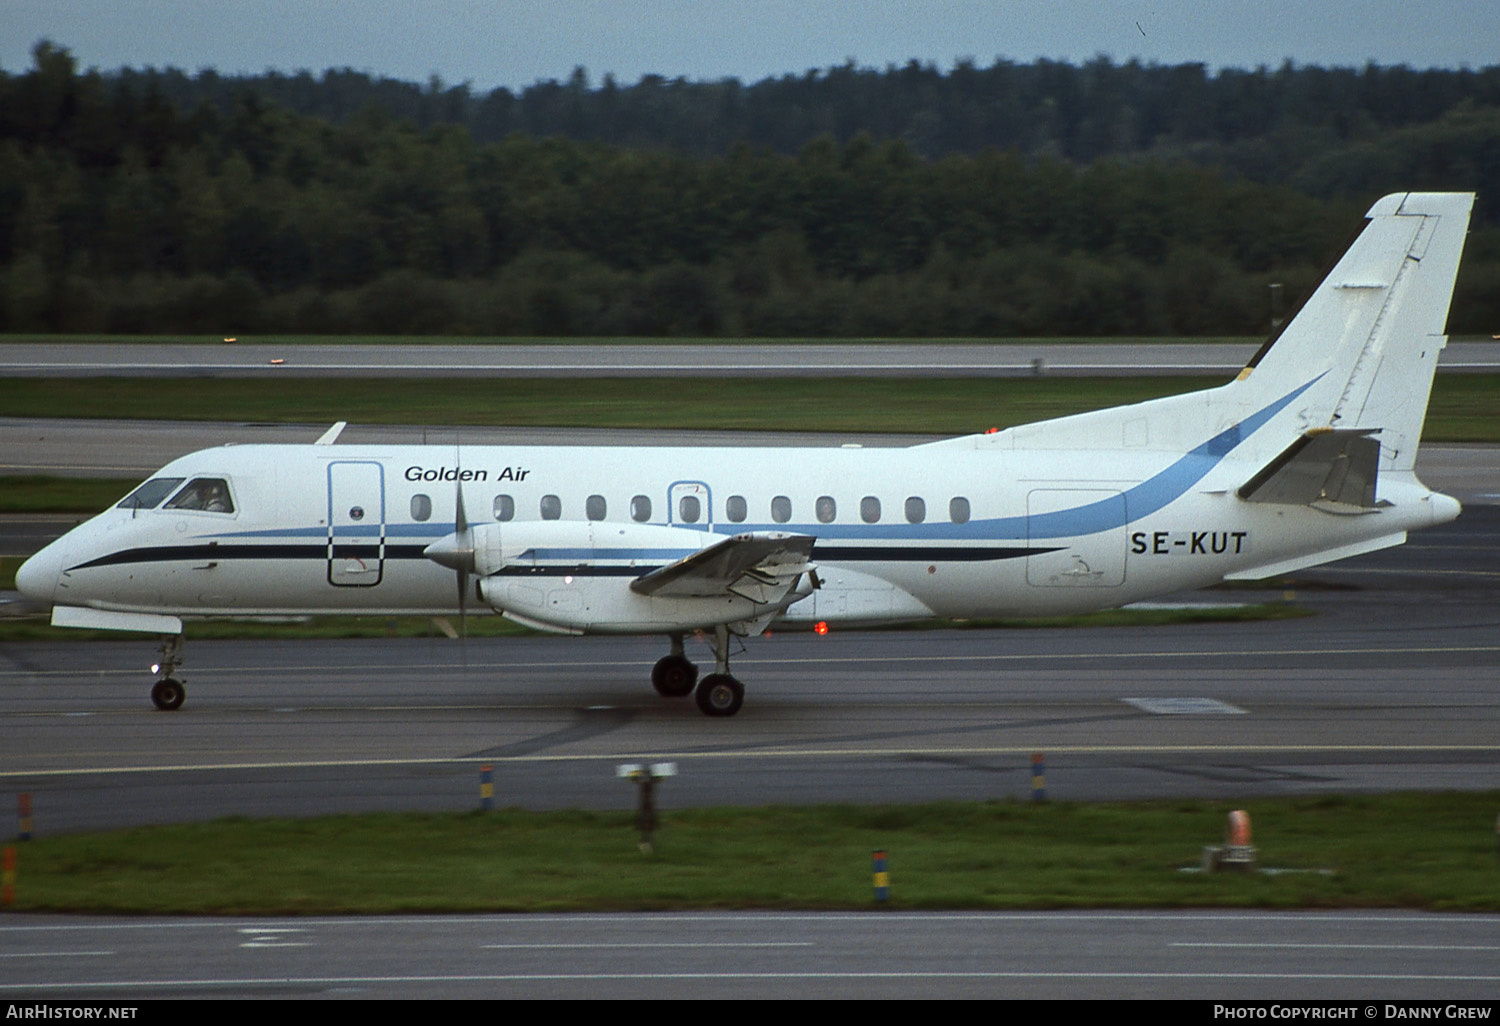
[16,192,1473,716]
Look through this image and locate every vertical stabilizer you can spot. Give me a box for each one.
[1239,192,1473,473]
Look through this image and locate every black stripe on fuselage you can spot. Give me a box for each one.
[66,541,1061,574]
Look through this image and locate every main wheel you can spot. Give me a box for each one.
[651,655,698,697]
[694,673,744,717]
[151,677,186,711]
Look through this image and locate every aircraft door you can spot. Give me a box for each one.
[327,461,386,587]
[668,481,712,531]
[1025,489,1126,587]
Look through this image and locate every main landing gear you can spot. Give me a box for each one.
[651,634,698,697]
[651,628,745,717]
[150,633,187,711]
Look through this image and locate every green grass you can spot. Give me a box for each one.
[7,794,1498,914]
[4,373,1498,439]
[0,375,1224,435]
[0,476,139,513]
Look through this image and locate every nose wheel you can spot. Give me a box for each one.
[151,677,186,711]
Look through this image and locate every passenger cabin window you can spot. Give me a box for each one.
[771,496,792,524]
[163,478,234,514]
[949,497,970,524]
[411,494,432,521]
[118,477,185,510]
[726,495,747,523]
[586,495,607,521]
[679,495,701,524]
[816,496,837,524]
[494,494,514,521]
[540,494,562,520]
[860,496,881,523]
[630,495,652,522]
[905,496,926,523]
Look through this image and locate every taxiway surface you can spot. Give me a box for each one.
[7,911,1499,999]
[4,506,1498,834]
[5,339,1500,377]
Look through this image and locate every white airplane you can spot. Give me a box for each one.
[15,192,1472,717]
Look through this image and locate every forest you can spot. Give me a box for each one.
[2,42,1497,337]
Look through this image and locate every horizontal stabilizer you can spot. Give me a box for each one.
[630,532,815,600]
[1237,429,1382,512]
[1223,532,1406,580]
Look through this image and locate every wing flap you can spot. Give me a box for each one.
[630,532,816,600]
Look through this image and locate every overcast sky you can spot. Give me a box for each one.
[4,0,1498,91]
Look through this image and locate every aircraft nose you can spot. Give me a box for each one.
[14,546,60,607]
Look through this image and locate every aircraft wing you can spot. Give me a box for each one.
[629,532,816,602]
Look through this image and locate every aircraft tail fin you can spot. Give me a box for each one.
[1235,192,1473,474]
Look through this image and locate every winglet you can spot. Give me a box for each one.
[315,421,347,445]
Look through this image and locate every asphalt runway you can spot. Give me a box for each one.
[3,506,1498,836]
[6,911,1500,999]
[4,339,1500,377]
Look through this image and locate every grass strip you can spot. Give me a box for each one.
[4,374,1498,440]
[0,477,140,513]
[0,375,1225,435]
[7,794,1498,914]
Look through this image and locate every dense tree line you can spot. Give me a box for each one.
[1,42,1496,336]
[29,47,1500,210]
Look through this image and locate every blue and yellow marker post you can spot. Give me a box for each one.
[1031,753,1046,802]
[872,850,889,903]
[480,766,494,811]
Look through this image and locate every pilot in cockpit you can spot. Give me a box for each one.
[164,478,234,514]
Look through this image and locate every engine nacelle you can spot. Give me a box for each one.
[439,520,780,633]
[464,520,721,577]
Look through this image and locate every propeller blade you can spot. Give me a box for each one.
[455,477,470,659]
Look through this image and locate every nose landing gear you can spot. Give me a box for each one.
[150,634,187,711]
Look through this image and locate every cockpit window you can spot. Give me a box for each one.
[164,478,235,514]
[118,477,185,510]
